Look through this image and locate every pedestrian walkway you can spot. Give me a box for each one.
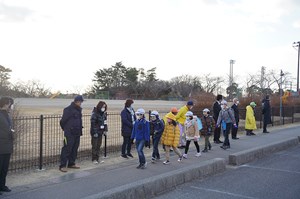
[3,123,300,199]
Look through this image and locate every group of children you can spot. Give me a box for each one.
[130,104,216,169]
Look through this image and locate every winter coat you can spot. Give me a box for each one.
[245,105,257,130]
[213,101,221,122]
[231,103,240,123]
[59,102,83,136]
[161,120,180,147]
[200,115,215,136]
[90,107,108,136]
[150,118,164,138]
[184,116,200,140]
[0,110,13,154]
[131,118,150,141]
[175,105,189,125]
[217,108,236,126]
[120,107,136,137]
[262,99,272,124]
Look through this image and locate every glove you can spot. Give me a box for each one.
[93,133,98,138]
[233,124,237,128]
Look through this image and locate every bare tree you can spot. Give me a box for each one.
[202,74,224,93]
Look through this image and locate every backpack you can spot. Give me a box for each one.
[196,117,203,131]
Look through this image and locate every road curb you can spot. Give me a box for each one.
[83,158,226,199]
[229,137,300,166]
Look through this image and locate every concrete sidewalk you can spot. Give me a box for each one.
[3,124,300,199]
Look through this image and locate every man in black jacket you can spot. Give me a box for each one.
[0,96,14,193]
[231,98,240,139]
[262,95,272,133]
[59,95,84,172]
[213,95,223,143]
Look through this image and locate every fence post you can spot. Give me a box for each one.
[271,107,274,126]
[282,106,285,125]
[292,106,294,123]
[38,115,44,171]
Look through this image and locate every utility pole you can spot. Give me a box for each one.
[293,41,300,92]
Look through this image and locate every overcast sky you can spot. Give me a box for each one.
[1,0,300,93]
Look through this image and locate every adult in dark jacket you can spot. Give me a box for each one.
[231,98,240,139]
[120,99,136,158]
[0,96,14,193]
[59,95,84,172]
[212,94,223,143]
[262,95,272,133]
[90,101,108,164]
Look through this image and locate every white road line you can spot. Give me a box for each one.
[240,165,300,174]
[190,186,259,199]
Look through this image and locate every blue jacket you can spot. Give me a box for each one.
[120,107,136,137]
[131,118,150,141]
[60,102,83,136]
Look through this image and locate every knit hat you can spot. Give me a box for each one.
[187,100,194,106]
[250,102,256,107]
[221,100,227,105]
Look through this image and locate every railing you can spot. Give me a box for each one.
[9,106,300,172]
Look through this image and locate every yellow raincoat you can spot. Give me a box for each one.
[175,105,189,125]
[161,113,180,147]
[245,105,257,130]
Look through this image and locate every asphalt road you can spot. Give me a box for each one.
[155,145,300,199]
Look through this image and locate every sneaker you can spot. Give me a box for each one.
[220,145,228,150]
[0,186,11,192]
[182,154,188,159]
[59,167,67,173]
[141,162,147,169]
[121,154,128,159]
[163,160,170,165]
[202,148,208,153]
[136,164,143,169]
[127,153,134,158]
[178,155,183,162]
[250,132,256,135]
[93,160,99,164]
[151,157,156,163]
[195,152,202,157]
[68,165,80,169]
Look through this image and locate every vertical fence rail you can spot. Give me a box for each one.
[39,115,44,170]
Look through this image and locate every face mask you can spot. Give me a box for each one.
[101,108,105,112]
[137,115,143,120]
[167,119,172,123]
[221,105,225,109]
[150,116,156,121]
[236,101,240,105]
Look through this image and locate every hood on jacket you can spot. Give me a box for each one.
[166,112,176,121]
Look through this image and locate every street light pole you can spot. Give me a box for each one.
[280,70,284,125]
[293,41,300,92]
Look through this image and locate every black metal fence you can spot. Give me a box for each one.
[9,106,300,172]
